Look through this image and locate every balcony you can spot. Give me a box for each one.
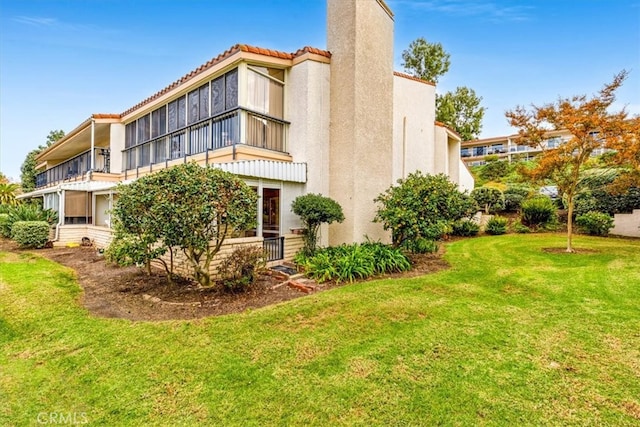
[122,107,289,171]
[36,148,111,188]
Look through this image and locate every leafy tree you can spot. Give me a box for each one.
[108,162,258,286]
[291,193,344,255]
[401,37,450,84]
[603,116,640,191]
[506,70,634,252]
[0,183,20,206]
[374,172,476,248]
[20,130,65,192]
[436,86,486,141]
[0,172,9,184]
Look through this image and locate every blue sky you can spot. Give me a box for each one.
[1,0,638,181]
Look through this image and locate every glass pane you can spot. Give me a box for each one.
[152,106,166,138]
[177,96,186,129]
[199,84,209,120]
[225,68,238,110]
[168,100,178,132]
[188,90,199,124]
[125,122,136,148]
[211,76,224,115]
[262,188,280,238]
[137,114,150,143]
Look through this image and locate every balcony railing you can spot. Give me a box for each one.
[122,107,289,171]
[35,148,111,188]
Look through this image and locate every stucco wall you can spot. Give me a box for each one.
[109,123,125,173]
[611,209,640,238]
[288,60,331,196]
[392,75,437,181]
[434,126,449,175]
[327,0,394,245]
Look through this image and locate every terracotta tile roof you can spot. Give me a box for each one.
[393,71,435,86]
[435,121,462,139]
[121,44,331,118]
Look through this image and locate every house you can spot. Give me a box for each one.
[21,0,473,266]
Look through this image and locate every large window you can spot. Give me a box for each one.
[151,106,167,138]
[211,69,238,115]
[247,66,284,118]
[188,83,210,124]
[168,96,186,132]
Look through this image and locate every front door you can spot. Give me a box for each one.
[262,188,280,238]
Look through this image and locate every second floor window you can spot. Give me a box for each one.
[247,66,284,118]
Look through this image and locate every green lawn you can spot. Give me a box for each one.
[1,234,639,426]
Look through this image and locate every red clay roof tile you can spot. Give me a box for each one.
[393,71,435,86]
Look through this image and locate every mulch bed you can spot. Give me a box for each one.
[0,238,450,321]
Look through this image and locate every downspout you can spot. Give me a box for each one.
[402,116,407,178]
[53,188,64,242]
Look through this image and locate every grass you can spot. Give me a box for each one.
[1,234,640,426]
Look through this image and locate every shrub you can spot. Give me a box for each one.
[512,220,531,234]
[451,219,480,237]
[218,246,266,292]
[485,216,508,235]
[291,194,344,256]
[471,187,505,214]
[11,221,50,248]
[374,172,476,247]
[296,242,410,283]
[575,211,614,236]
[521,196,557,228]
[479,159,511,181]
[0,213,10,238]
[503,185,532,212]
[403,237,439,254]
[108,162,258,286]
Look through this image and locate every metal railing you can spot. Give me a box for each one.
[35,148,110,188]
[122,107,289,171]
[263,236,285,262]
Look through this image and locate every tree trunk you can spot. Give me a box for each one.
[566,197,574,253]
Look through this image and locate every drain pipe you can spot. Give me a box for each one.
[53,187,64,242]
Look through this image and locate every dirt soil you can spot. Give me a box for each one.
[0,238,450,322]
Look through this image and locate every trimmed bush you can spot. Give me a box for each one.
[503,185,532,212]
[521,196,557,228]
[374,172,476,247]
[471,187,505,214]
[575,211,614,236]
[451,219,480,237]
[0,213,10,238]
[218,246,266,292]
[11,221,50,248]
[485,216,508,235]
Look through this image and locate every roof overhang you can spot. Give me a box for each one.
[17,181,119,199]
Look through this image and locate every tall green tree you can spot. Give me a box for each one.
[401,37,450,84]
[20,130,65,192]
[436,86,486,141]
[506,70,635,252]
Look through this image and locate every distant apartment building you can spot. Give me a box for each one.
[461,129,609,166]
